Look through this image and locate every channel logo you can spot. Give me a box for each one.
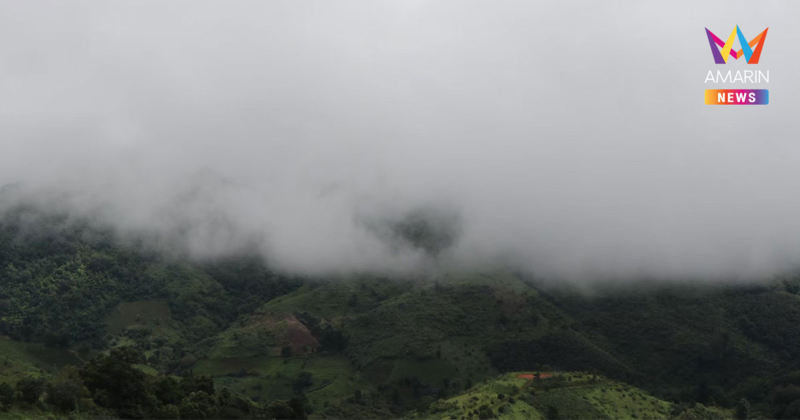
[705,25,768,64]
[705,89,768,105]
[704,25,769,105]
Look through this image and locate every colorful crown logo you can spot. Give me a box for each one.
[705,26,768,64]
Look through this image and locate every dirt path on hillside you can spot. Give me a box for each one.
[517,373,554,380]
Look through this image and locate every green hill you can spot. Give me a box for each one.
[2,209,800,418]
[0,338,81,384]
[417,371,731,420]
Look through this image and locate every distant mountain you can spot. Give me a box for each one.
[1,212,799,418]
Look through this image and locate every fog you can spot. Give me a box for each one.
[2,1,800,281]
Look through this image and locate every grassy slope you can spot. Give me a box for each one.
[342,270,553,390]
[546,285,788,396]
[194,354,368,409]
[260,277,413,319]
[0,407,60,420]
[422,372,730,420]
[6,217,800,420]
[106,300,172,335]
[185,278,407,410]
[191,270,741,415]
[45,272,799,418]
[0,338,81,385]
[188,272,535,412]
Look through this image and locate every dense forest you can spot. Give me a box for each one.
[3,205,800,419]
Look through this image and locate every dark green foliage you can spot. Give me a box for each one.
[478,406,495,419]
[542,285,777,391]
[153,376,182,406]
[0,382,14,409]
[735,398,750,419]
[178,391,218,419]
[15,376,44,406]
[0,209,162,345]
[0,208,300,347]
[217,387,255,419]
[489,330,633,379]
[281,345,293,358]
[353,389,363,404]
[80,347,151,417]
[292,371,313,394]
[784,399,800,419]
[151,403,180,419]
[45,379,82,411]
[45,366,88,412]
[199,256,302,318]
[180,374,215,396]
[319,327,348,352]
[263,396,306,419]
[11,209,800,419]
[10,347,257,419]
[295,311,349,352]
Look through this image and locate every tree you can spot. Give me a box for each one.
[735,398,750,420]
[292,372,313,394]
[264,396,306,419]
[15,377,45,406]
[80,347,151,417]
[319,328,348,352]
[45,366,89,412]
[151,403,180,419]
[153,376,182,406]
[281,346,293,358]
[287,397,306,419]
[353,389,363,404]
[0,383,13,410]
[265,400,295,419]
[218,387,254,418]
[181,375,215,396]
[478,407,495,419]
[785,399,800,420]
[179,391,218,419]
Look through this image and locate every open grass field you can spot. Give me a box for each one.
[207,312,319,359]
[0,407,60,420]
[106,299,172,334]
[260,285,359,319]
[426,269,537,295]
[0,338,82,385]
[259,278,412,320]
[419,372,720,420]
[194,354,370,410]
[385,359,459,388]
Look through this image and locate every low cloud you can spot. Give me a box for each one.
[2,1,799,282]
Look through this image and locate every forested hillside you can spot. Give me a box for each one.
[2,206,800,419]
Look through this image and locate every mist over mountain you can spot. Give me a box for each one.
[7,3,800,420]
[2,1,800,282]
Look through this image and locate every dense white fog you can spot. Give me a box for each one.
[2,1,799,281]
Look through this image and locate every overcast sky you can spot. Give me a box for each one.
[1,1,799,281]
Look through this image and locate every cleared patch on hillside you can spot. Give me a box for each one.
[417,372,695,420]
[0,338,82,384]
[517,373,553,380]
[260,279,411,320]
[208,312,319,359]
[193,355,368,410]
[106,300,172,334]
